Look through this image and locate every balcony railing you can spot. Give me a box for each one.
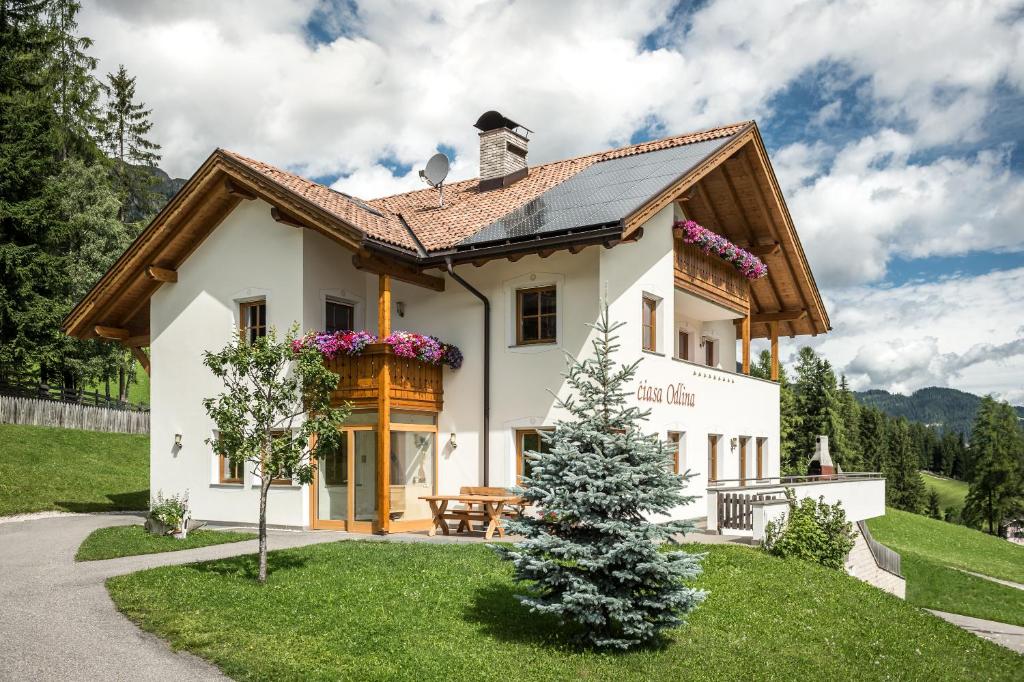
[674,239,750,313]
[327,343,443,411]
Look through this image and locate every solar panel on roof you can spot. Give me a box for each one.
[457,135,735,247]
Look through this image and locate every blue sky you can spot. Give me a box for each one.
[81,0,1024,401]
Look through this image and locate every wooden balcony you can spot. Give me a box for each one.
[674,238,750,314]
[327,343,443,412]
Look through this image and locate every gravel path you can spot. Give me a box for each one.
[0,513,348,681]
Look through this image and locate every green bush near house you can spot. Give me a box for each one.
[76,525,256,561]
[106,541,1022,681]
[0,424,148,516]
[763,491,854,569]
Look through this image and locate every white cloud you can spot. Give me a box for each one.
[801,268,1024,402]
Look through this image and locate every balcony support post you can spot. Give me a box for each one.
[741,308,751,375]
[376,274,392,533]
[770,321,779,381]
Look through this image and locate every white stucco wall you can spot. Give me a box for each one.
[150,199,307,526]
[149,196,783,528]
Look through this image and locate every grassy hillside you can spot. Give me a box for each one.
[107,541,1023,681]
[869,508,1024,626]
[922,471,968,511]
[0,424,148,516]
[82,359,150,406]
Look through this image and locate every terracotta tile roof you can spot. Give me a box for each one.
[369,121,750,252]
[221,121,750,254]
[219,149,416,250]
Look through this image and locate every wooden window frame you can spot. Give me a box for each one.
[708,434,719,483]
[642,295,658,352]
[239,299,267,344]
[515,286,557,346]
[739,436,750,485]
[704,337,716,367]
[324,297,355,334]
[756,437,766,480]
[516,427,553,483]
[218,444,244,485]
[262,429,294,486]
[667,431,684,473]
[678,330,690,361]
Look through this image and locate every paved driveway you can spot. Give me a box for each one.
[0,513,348,681]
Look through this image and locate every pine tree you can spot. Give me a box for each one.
[859,406,890,473]
[45,0,100,162]
[750,349,801,472]
[837,374,863,470]
[927,489,941,520]
[499,306,706,650]
[964,397,1024,535]
[98,63,161,221]
[884,418,926,513]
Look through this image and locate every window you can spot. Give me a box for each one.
[739,436,750,485]
[325,299,354,333]
[321,443,347,486]
[516,286,556,345]
[704,337,716,367]
[240,299,267,344]
[642,295,657,352]
[756,437,767,480]
[516,428,553,481]
[667,431,685,473]
[708,434,720,483]
[678,330,690,361]
[262,430,293,485]
[219,451,244,484]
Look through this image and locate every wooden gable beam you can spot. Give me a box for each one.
[146,266,177,283]
[752,309,806,323]
[94,325,129,340]
[224,178,256,200]
[352,252,445,292]
[741,242,781,257]
[271,206,306,229]
[129,346,151,375]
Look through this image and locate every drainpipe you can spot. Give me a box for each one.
[445,257,491,486]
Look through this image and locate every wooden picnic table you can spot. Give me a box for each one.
[419,494,523,539]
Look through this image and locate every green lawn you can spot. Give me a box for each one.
[76,524,255,561]
[869,508,1024,626]
[921,471,968,512]
[0,424,149,516]
[107,541,1022,681]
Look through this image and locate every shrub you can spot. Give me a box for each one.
[763,489,854,570]
[148,490,189,533]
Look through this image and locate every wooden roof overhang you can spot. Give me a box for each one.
[621,125,830,340]
[62,151,436,342]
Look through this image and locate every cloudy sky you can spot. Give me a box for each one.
[79,0,1024,402]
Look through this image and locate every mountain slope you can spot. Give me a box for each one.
[855,386,1024,436]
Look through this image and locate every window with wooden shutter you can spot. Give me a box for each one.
[678,330,690,361]
[325,299,354,333]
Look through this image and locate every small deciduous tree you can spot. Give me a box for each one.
[498,306,706,650]
[203,326,348,583]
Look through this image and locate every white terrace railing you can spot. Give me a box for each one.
[706,473,886,537]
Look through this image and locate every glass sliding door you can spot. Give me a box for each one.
[352,430,377,525]
[313,422,377,531]
[317,437,348,522]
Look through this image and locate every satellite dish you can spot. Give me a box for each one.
[420,152,450,188]
[418,152,450,207]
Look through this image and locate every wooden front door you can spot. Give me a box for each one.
[739,437,748,486]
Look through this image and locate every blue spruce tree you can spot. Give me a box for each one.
[498,306,706,649]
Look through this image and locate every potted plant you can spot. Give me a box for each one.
[145,491,192,539]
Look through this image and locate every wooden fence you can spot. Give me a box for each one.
[857,520,902,577]
[0,395,150,435]
[0,379,148,411]
[718,492,775,531]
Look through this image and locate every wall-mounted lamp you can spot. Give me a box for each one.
[396,301,406,318]
[449,433,457,449]
[174,433,183,448]
[729,437,737,452]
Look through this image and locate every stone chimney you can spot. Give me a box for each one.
[808,435,836,476]
[474,110,531,191]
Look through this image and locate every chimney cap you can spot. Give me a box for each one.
[474,110,532,137]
